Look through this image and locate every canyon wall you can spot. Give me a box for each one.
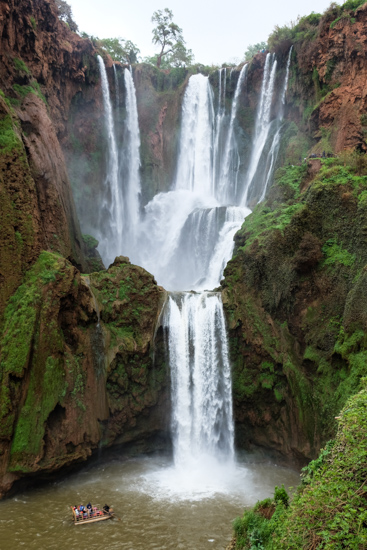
[1,0,367,496]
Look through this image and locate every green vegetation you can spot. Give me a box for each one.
[0,114,22,154]
[30,16,37,30]
[0,252,69,460]
[236,201,304,252]
[244,42,268,61]
[55,0,78,32]
[232,381,367,549]
[322,238,355,268]
[268,1,365,52]
[13,80,47,105]
[10,355,66,464]
[81,35,141,64]
[0,252,62,375]
[150,8,194,68]
[268,12,321,50]
[82,233,99,250]
[13,57,30,74]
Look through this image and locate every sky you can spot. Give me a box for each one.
[67,0,334,65]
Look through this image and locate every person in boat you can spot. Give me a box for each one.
[86,502,92,517]
[103,504,110,514]
[75,507,80,520]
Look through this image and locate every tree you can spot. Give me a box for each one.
[244,42,268,61]
[55,0,78,32]
[98,38,140,64]
[151,8,188,68]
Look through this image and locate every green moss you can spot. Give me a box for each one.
[30,16,37,30]
[13,81,47,105]
[236,201,305,252]
[322,238,355,267]
[13,58,30,75]
[82,234,99,250]
[10,356,67,464]
[0,114,22,154]
[0,252,62,376]
[274,164,307,199]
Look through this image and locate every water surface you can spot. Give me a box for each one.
[0,455,299,550]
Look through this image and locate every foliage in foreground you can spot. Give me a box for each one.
[232,379,367,549]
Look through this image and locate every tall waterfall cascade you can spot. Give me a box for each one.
[97,56,122,265]
[95,53,292,494]
[164,293,234,465]
[97,60,141,267]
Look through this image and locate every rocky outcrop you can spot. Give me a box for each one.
[222,159,367,464]
[0,252,168,498]
[280,3,367,156]
[0,0,99,315]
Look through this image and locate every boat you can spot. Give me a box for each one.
[71,505,114,525]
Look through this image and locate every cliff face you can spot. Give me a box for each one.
[223,158,367,464]
[2,0,367,497]
[0,0,172,498]
[0,252,168,498]
[219,3,367,464]
[0,0,97,316]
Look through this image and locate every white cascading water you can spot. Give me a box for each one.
[133,71,251,290]
[120,67,141,244]
[164,293,234,464]
[97,60,142,266]
[113,64,119,107]
[213,68,226,194]
[97,56,122,265]
[218,63,248,204]
[258,46,293,203]
[241,53,278,206]
[174,74,215,196]
[94,54,292,497]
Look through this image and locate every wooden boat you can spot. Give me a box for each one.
[71,505,114,525]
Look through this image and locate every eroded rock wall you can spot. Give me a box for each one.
[223,160,367,464]
[0,252,168,498]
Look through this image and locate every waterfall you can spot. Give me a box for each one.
[97,55,123,266]
[113,64,119,107]
[121,67,141,241]
[95,58,143,266]
[258,46,293,203]
[174,74,215,196]
[218,64,248,204]
[92,52,295,495]
[164,292,234,464]
[213,68,227,196]
[241,53,278,206]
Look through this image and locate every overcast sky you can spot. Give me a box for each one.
[67,0,334,65]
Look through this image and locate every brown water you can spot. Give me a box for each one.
[0,455,299,550]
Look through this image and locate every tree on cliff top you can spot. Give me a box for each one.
[99,38,140,64]
[55,0,78,32]
[151,8,192,68]
[244,42,268,61]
